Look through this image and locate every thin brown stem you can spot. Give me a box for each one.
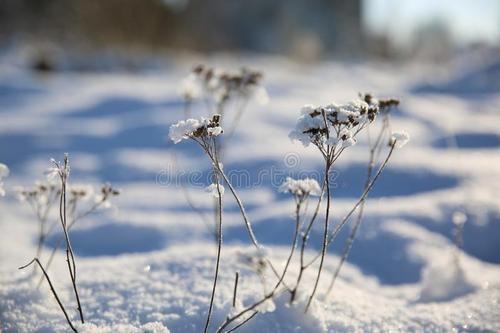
[216,289,288,333]
[37,199,107,289]
[216,197,303,331]
[225,311,259,333]
[203,143,224,333]
[232,272,239,308]
[304,161,331,312]
[215,163,289,289]
[57,156,84,324]
[303,143,396,269]
[290,178,326,302]
[19,258,78,333]
[325,121,388,297]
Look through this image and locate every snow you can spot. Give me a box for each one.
[1,53,500,332]
[278,177,321,197]
[390,130,410,148]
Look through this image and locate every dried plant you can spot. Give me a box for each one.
[180,64,268,142]
[172,67,410,330]
[325,94,400,297]
[16,179,119,288]
[18,154,120,333]
[169,114,225,332]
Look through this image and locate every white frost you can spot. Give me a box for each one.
[390,130,410,148]
[279,177,322,197]
[205,183,225,198]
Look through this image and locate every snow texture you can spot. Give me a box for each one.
[0,52,499,332]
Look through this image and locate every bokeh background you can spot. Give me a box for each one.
[1,0,499,66]
[1,2,500,331]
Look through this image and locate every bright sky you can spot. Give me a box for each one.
[363,0,500,46]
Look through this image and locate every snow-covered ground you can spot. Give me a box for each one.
[1,53,499,332]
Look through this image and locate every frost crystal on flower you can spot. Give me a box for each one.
[339,128,357,148]
[169,115,223,144]
[289,105,326,147]
[45,166,60,180]
[279,177,321,197]
[0,163,9,196]
[389,131,410,148]
[205,183,225,198]
[289,101,373,149]
[207,126,223,136]
[46,156,70,181]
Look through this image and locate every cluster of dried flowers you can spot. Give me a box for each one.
[18,154,119,332]
[181,64,269,107]
[170,78,410,332]
[169,114,224,144]
[279,177,322,199]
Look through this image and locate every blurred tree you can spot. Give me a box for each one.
[0,0,363,58]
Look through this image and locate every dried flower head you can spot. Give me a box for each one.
[46,154,70,181]
[95,183,120,208]
[169,114,223,144]
[182,65,268,106]
[389,131,410,148]
[68,184,94,202]
[452,211,467,226]
[279,177,322,198]
[289,101,375,150]
[361,93,399,115]
[14,180,60,208]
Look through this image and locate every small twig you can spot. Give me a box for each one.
[19,258,78,333]
[55,155,85,324]
[303,142,396,269]
[225,311,259,333]
[37,199,107,288]
[290,177,326,302]
[304,161,332,312]
[215,163,291,289]
[203,140,224,333]
[216,197,304,330]
[325,120,388,297]
[232,272,239,308]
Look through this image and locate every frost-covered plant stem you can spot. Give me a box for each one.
[225,311,259,333]
[304,160,332,312]
[54,155,84,324]
[303,142,397,272]
[204,152,223,333]
[232,272,239,308]
[327,142,395,250]
[214,163,291,288]
[171,152,217,244]
[290,179,326,303]
[217,187,307,332]
[34,193,58,260]
[19,258,78,333]
[37,198,108,289]
[325,117,389,297]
